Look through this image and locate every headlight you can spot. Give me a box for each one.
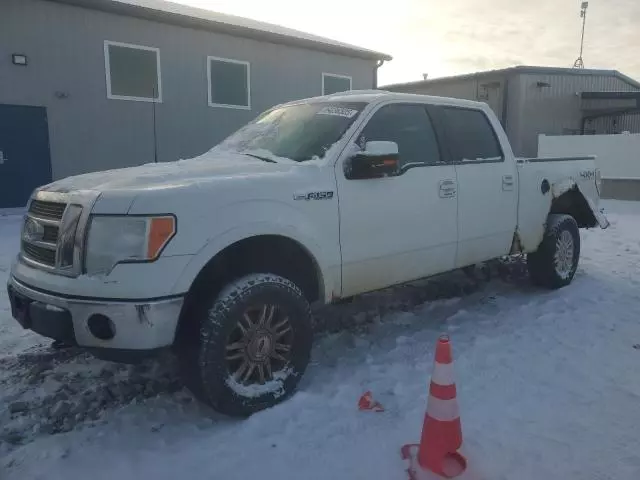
[58,204,83,269]
[85,215,176,275]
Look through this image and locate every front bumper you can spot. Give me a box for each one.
[7,276,183,352]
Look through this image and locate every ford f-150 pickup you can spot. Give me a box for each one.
[8,90,609,416]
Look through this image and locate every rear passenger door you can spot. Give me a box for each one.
[336,103,458,297]
[438,106,517,267]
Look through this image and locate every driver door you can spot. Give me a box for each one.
[335,103,458,297]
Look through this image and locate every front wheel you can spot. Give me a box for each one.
[527,214,580,289]
[178,273,313,416]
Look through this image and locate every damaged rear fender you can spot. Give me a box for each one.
[551,179,610,230]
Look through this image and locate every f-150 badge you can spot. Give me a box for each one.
[293,191,334,201]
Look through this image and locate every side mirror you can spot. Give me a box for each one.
[344,141,400,180]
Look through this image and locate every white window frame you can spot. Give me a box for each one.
[104,40,162,103]
[207,56,251,110]
[322,72,353,95]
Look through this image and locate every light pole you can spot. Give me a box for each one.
[573,1,589,68]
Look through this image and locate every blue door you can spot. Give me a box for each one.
[0,104,53,208]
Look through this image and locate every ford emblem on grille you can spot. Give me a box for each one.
[24,217,45,242]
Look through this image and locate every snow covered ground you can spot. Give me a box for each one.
[2,201,640,480]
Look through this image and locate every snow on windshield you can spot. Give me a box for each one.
[212,102,366,162]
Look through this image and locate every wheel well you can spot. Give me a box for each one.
[175,235,322,346]
[550,188,597,228]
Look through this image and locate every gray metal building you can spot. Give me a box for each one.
[384,66,640,158]
[0,0,390,208]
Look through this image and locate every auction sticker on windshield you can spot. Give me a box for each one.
[316,106,359,118]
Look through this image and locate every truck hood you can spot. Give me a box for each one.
[39,152,298,193]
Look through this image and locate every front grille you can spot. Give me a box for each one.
[29,200,67,220]
[22,199,68,268]
[22,241,56,266]
[42,225,59,243]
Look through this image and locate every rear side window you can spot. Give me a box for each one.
[441,108,503,162]
[358,104,442,167]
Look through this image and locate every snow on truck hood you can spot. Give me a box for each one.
[39,152,298,193]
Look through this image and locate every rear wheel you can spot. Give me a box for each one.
[527,214,580,289]
[178,273,312,416]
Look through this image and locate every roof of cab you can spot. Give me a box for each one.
[278,90,491,110]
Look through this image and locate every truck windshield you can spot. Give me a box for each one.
[213,102,366,162]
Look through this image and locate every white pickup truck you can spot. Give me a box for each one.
[8,91,609,415]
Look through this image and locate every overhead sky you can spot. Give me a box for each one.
[174,0,640,86]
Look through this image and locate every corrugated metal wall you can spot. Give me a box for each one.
[389,78,478,99]
[589,113,640,135]
[517,73,640,156]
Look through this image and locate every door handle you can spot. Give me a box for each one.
[0,150,7,165]
[439,179,457,198]
[502,175,514,191]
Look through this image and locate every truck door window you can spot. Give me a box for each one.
[441,107,503,163]
[358,104,442,167]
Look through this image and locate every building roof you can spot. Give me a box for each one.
[45,0,391,61]
[383,65,640,90]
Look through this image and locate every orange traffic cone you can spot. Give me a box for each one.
[401,334,467,479]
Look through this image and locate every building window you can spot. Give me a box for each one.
[322,73,352,95]
[104,41,162,102]
[207,56,250,109]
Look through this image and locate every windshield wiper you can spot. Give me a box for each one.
[243,153,277,163]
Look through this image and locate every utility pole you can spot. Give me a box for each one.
[573,1,589,68]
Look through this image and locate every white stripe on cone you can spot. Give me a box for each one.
[426,395,460,422]
[430,362,455,386]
